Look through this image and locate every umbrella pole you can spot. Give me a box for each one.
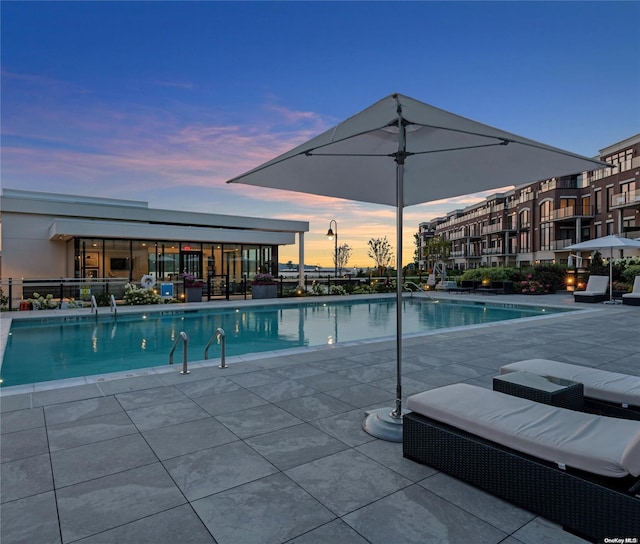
[361,108,407,442]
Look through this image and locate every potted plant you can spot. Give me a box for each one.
[612,281,630,299]
[251,273,278,299]
[182,273,203,302]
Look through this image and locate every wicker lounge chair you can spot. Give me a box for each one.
[573,275,609,303]
[500,359,640,420]
[622,276,640,306]
[403,384,640,543]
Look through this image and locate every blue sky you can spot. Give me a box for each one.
[2,1,639,267]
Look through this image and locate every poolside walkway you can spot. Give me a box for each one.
[1,293,638,543]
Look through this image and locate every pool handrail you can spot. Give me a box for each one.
[204,327,226,368]
[169,331,190,375]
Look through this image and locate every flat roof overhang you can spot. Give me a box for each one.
[49,218,297,245]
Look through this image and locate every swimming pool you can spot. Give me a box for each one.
[1,297,570,387]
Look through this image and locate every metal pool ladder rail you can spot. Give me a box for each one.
[90,295,98,314]
[169,331,190,375]
[204,327,226,368]
[110,294,117,315]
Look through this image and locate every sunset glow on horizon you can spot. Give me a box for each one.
[2,2,638,268]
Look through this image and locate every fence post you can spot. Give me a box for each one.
[8,277,13,311]
[279,275,284,297]
[60,278,64,301]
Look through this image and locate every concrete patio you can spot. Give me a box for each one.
[1,293,638,543]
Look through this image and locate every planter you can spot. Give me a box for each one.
[185,286,203,302]
[251,284,278,299]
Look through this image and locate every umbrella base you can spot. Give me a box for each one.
[362,407,408,442]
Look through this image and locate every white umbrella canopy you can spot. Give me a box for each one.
[566,235,640,301]
[227,94,607,206]
[227,93,609,441]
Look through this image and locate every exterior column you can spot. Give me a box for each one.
[298,231,305,288]
[576,217,582,244]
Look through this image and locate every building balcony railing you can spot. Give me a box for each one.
[481,223,515,235]
[610,190,640,209]
[552,239,575,250]
[482,247,505,255]
[539,179,579,192]
[451,250,465,257]
[518,221,531,230]
[507,192,535,206]
[448,231,467,240]
[550,205,595,221]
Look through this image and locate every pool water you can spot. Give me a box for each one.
[1,298,569,387]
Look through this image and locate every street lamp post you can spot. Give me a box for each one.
[326,220,338,277]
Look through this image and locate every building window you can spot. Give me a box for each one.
[622,217,636,233]
[539,201,552,222]
[606,221,614,235]
[606,187,614,212]
[595,223,602,238]
[594,190,602,214]
[540,223,552,251]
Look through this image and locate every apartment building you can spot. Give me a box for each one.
[418,134,640,270]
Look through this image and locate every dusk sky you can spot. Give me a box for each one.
[2,1,639,267]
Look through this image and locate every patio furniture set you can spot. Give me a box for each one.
[574,275,640,305]
[403,359,640,543]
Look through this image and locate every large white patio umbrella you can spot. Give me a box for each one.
[227,93,608,441]
[566,235,640,302]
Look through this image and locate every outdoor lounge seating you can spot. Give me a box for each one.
[573,275,609,303]
[500,359,640,419]
[622,276,640,306]
[403,383,640,542]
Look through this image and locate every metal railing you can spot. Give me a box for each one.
[169,331,190,375]
[204,327,226,368]
[0,277,129,311]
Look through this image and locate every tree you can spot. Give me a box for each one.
[333,244,352,275]
[368,236,393,274]
[413,231,421,268]
[424,236,452,271]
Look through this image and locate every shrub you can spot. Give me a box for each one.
[28,292,59,310]
[459,267,521,282]
[530,265,566,293]
[622,264,640,284]
[329,285,347,296]
[0,288,8,310]
[123,283,163,305]
[310,282,326,296]
[353,285,373,294]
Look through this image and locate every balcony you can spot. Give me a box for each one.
[449,230,467,240]
[481,223,515,235]
[539,179,579,192]
[550,205,595,221]
[552,239,575,251]
[482,247,514,255]
[610,190,640,210]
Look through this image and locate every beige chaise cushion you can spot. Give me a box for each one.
[406,383,640,478]
[500,359,640,407]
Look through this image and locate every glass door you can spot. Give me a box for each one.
[180,251,202,279]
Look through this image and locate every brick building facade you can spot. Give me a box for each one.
[418,134,640,270]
